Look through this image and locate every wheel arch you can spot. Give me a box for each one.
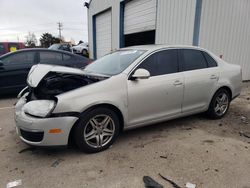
[216,86,232,101]
[68,103,124,145]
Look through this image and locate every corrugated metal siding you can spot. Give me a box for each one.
[199,0,250,80]
[96,10,112,58]
[155,0,196,45]
[124,0,157,35]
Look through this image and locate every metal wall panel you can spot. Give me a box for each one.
[88,0,124,59]
[124,0,157,35]
[155,0,196,45]
[199,0,250,80]
[96,10,112,58]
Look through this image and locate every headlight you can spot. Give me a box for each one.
[23,100,56,118]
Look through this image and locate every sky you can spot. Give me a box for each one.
[0,0,89,45]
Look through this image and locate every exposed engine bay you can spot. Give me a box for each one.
[26,72,107,101]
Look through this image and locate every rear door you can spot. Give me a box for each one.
[127,49,184,126]
[0,51,36,91]
[180,49,219,113]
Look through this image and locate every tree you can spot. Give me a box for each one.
[25,32,37,47]
[39,33,61,48]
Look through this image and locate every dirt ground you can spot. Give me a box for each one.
[0,82,250,188]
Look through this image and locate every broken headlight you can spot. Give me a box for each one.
[23,100,56,118]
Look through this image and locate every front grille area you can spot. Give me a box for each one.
[20,129,44,142]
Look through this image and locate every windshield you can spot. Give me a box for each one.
[84,50,145,76]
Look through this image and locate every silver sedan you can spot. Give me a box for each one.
[15,45,242,153]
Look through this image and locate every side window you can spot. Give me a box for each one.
[39,52,62,63]
[203,51,217,67]
[62,54,72,61]
[1,52,36,65]
[137,50,178,76]
[181,49,207,71]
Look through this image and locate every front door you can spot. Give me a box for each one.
[127,49,184,126]
[0,51,36,92]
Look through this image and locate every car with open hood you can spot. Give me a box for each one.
[14,45,242,153]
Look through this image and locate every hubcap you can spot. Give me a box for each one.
[84,115,115,148]
[214,93,229,116]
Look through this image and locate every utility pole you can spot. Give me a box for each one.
[57,22,63,41]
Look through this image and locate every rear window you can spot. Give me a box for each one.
[39,52,63,63]
[181,49,207,71]
[203,51,217,67]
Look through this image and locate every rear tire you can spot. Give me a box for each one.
[74,107,120,153]
[206,88,230,119]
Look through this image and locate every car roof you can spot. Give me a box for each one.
[122,44,206,52]
[0,48,88,59]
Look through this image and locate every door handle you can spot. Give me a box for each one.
[173,80,183,86]
[210,75,218,80]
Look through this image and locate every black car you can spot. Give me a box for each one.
[0,48,90,94]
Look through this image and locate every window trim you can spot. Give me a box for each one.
[128,48,181,80]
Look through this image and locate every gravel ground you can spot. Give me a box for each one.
[0,82,250,188]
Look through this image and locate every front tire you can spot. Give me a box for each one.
[74,107,120,153]
[206,89,230,119]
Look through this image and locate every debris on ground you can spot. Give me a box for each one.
[143,176,163,188]
[239,131,250,138]
[158,173,182,188]
[160,155,168,159]
[51,158,64,167]
[6,179,22,188]
[241,116,248,124]
[186,182,196,188]
[18,147,36,154]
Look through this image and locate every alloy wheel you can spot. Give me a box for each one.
[214,92,229,116]
[83,115,115,148]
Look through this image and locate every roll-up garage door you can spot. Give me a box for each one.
[124,0,157,35]
[96,10,112,59]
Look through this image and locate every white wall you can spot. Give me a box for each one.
[88,0,123,59]
[88,0,250,80]
[199,0,250,80]
[155,0,196,45]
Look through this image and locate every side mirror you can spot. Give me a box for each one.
[0,60,3,66]
[131,68,150,80]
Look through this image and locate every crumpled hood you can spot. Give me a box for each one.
[27,64,85,87]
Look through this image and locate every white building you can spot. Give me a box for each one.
[87,0,250,80]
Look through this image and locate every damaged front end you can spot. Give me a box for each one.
[20,64,108,101]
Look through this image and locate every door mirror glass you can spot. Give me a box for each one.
[131,68,150,80]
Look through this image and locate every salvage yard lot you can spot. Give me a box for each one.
[0,82,250,188]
